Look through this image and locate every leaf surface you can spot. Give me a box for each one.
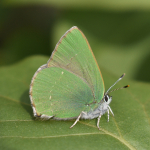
[0,56,150,150]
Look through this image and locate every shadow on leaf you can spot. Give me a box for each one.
[20,89,34,119]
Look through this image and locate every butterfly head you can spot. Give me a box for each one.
[104,95,112,105]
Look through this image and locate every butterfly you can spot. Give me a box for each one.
[29,26,129,129]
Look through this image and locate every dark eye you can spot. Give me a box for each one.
[105,95,108,102]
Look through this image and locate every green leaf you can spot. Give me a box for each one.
[0,56,150,150]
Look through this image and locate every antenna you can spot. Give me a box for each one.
[105,73,129,95]
[108,85,129,93]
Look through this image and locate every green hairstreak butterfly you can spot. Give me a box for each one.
[29,26,129,129]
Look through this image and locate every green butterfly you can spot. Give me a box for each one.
[29,26,129,129]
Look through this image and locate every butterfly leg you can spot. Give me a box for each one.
[70,111,85,128]
[108,106,114,116]
[97,114,101,130]
[107,109,109,122]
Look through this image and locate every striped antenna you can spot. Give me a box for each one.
[105,73,128,95]
[108,85,129,93]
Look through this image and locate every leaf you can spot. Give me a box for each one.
[0,56,150,150]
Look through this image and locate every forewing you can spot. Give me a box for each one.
[47,26,104,102]
[31,67,94,119]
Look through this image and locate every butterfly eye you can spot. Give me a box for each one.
[104,95,112,104]
[105,95,108,102]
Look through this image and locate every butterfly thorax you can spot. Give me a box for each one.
[81,95,112,119]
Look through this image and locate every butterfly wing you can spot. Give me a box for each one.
[48,26,104,102]
[31,67,94,119]
[30,26,105,119]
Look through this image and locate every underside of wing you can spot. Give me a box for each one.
[47,26,105,102]
[31,67,96,119]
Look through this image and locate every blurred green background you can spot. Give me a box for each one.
[1,0,150,82]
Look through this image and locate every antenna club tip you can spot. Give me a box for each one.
[120,73,125,78]
[124,85,130,88]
